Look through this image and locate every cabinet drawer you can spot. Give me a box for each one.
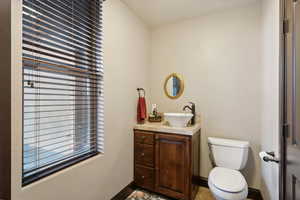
[134,131,154,145]
[134,165,154,191]
[135,143,154,167]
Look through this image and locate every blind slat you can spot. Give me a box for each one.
[23,50,102,73]
[23,73,101,86]
[23,33,101,62]
[24,141,99,162]
[24,132,98,150]
[24,112,103,121]
[23,0,103,38]
[25,127,96,143]
[23,37,102,66]
[23,149,98,176]
[23,61,103,79]
[23,20,103,57]
[22,3,103,46]
[24,133,98,148]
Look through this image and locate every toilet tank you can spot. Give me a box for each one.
[208,137,249,170]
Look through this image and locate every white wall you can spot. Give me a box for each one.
[149,1,263,189]
[11,0,150,199]
[9,0,281,198]
[260,0,280,199]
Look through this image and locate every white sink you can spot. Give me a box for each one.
[164,113,193,128]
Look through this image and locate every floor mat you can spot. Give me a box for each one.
[126,189,170,200]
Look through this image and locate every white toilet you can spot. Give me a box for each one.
[207,137,250,200]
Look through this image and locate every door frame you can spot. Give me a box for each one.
[280,0,290,199]
[279,1,285,199]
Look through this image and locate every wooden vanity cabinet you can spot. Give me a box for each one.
[134,130,200,200]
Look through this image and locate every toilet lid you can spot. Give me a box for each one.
[209,167,247,193]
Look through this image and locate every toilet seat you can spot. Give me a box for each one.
[208,167,248,200]
[209,167,247,192]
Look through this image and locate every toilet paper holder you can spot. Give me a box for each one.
[262,151,279,163]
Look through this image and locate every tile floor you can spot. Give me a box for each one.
[195,187,253,200]
[126,186,253,200]
[195,187,214,200]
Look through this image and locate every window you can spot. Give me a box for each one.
[22,0,104,185]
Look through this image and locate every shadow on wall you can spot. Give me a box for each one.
[241,148,256,186]
[199,126,213,178]
[260,177,271,200]
[199,129,213,176]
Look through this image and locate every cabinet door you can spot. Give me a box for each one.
[155,134,190,200]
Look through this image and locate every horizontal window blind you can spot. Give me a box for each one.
[22,0,104,185]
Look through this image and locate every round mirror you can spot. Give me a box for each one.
[164,73,184,99]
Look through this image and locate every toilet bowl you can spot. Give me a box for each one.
[207,137,250,200]
[208,167,248,200]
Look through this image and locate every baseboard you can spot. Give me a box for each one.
[247,187,263,200]
[193,176,263,200]
[193,176,208,188]
[111,181,136,200]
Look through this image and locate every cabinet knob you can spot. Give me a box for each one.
[141,153,145,156]
[141,176,145,179]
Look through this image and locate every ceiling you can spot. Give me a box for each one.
[121,0,258,28]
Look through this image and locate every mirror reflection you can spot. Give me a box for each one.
[164,73,184,99]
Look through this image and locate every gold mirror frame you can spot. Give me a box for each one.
[164,73,184,99]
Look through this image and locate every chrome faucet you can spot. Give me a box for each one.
[183,102,196,125]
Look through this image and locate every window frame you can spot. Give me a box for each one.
[21,0,104,186]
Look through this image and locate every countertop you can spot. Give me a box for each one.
[134,121,201,136]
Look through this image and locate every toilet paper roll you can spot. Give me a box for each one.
[259,151,269,160]
[259,151,280,163]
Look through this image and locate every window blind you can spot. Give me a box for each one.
[22,0,104,185]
